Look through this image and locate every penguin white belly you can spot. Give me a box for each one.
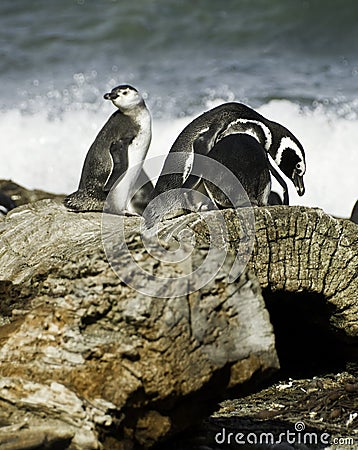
[110,109,151,213]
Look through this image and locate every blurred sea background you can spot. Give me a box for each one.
[0,0,357,217]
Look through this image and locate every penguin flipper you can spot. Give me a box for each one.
[180,129,218,190]
[65,139,132,212]
[104,138,132,192]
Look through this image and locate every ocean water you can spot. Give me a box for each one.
[0,0,357,217]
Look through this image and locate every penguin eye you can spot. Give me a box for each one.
[122,91,128,95]
[295,162,304,175]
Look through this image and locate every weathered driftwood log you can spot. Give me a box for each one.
[0,200,278,449]
[186,206,357,338]
[0,200,356,449]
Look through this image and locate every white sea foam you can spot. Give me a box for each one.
[0,100,357,218]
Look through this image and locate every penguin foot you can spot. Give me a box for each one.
[64,191,104,212]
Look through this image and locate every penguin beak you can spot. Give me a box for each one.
[104,92,116,100]
[292,172,305,196]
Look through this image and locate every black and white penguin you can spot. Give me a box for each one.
[0,191,15,216]
[148,102,305,210]
[64,85,152,213]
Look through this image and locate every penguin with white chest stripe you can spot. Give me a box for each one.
[64,85,152,213]
[144,102,306,227]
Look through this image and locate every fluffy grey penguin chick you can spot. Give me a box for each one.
[64,85,151,213]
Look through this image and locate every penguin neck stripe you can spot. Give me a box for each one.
[222,119,272,151]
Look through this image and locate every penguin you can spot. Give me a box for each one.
[0,191,15,216]
[144,102,305,228]
[64,85,152,214]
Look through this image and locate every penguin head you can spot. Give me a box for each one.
[275,135,306,196]
[104,85,144,111]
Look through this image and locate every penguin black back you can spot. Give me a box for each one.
[77,111,137,197]
[203,133,271,208]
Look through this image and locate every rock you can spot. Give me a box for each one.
[0,179,64,207]
[0,200,278,449]
[158,371,358,449]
